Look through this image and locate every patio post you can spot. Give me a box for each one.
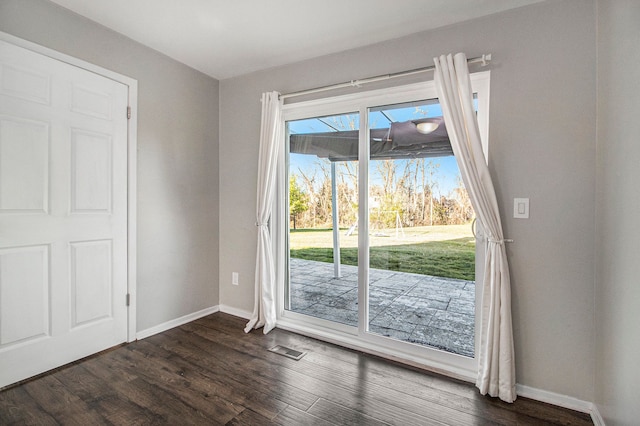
[331,162,341,278]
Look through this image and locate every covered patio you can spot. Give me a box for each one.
[287,105,475,358]
[288,258,475,357]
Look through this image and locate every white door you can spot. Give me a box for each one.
[0,39,129,388]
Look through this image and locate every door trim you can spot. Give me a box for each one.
[0,31,138,342]
[278,75,490,380]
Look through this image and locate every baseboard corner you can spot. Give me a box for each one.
[219,305,253,320]
[590,403,605,426]
[516,384,593,414]
[136,305,220,340]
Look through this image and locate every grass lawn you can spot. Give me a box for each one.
[289,224,476,281]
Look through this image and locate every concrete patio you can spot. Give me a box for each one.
[289,258,475,357]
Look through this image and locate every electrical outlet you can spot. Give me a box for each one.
[232,272,239,286]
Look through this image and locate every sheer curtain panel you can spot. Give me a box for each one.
[245,91,283,334]
[434,53,516,403]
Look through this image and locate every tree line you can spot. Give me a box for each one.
[289,158,473,230]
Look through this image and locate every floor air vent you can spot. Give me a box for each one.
[268,345,306,360]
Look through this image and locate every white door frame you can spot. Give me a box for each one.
[277,75,490,381]
[0,31,138,342]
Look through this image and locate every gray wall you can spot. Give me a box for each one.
[8,0,639,415]
[0,0,220,331]
[220,0,597,401]
[595,1,640,423]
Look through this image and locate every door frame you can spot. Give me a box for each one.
[0,31,138,342]
[276,74,490,382]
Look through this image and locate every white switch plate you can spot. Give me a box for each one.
[513,198,529,219]
[232,272,239,285]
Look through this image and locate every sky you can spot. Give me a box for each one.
[288,100,465,197]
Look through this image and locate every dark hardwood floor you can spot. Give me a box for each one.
[0,312,592,425]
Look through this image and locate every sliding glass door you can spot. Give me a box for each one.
[279,75,489,376]
[286,112,360,329]
[366,100,476,358]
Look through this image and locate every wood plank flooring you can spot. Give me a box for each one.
[0,313,593,425]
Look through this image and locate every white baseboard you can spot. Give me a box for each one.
[516,384,594,414]
[136,305,220,340]
[590,403,605,426]
[219,304,252,320]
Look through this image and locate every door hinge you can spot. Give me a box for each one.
[127,106,131,119]
[126,293,130,306]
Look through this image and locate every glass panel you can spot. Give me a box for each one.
[286,113,359,327]
[367,99,476,358]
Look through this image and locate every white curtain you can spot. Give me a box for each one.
[245,91,283,334]
[434,53,516,403]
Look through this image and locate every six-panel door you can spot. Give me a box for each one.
[0,39,129,388]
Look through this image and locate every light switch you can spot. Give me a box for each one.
[513,198,529,219]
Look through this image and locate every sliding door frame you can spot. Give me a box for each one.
[276,73,490,381]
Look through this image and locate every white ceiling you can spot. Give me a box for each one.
[48,0,544,80]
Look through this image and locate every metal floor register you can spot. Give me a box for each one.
[268,345,307,360]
